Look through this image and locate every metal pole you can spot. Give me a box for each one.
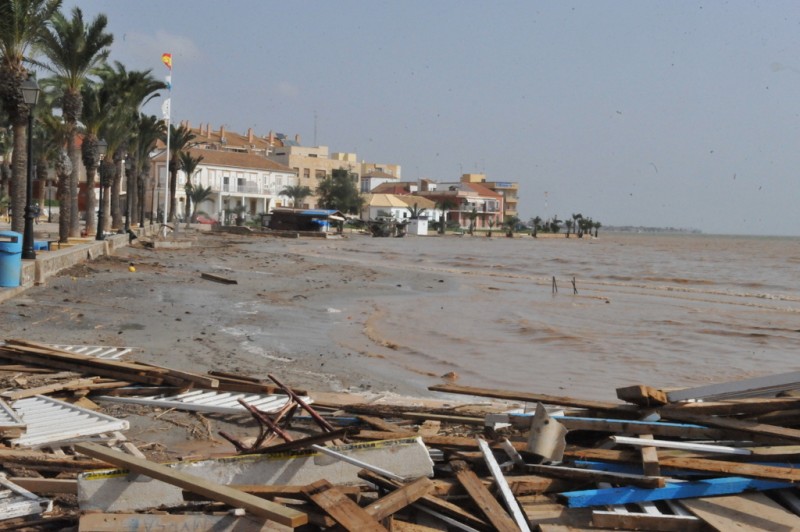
[47,180,52,223]
[22,110,36,260]
[95,168,105,241]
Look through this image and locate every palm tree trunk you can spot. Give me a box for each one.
[111,167,122,229]
[169,167,178,223]
[84,167,97,236]
[10,121,27,234]
[57,170,70,242]
[68,134,81,237]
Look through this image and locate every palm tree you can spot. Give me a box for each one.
[132,114,164,225]
[571,213,583,236]
[0,0,61,233]
[467,207,479,235]
[75,79,105,236]
[564,219,573,237]
[405,202,427,220]
[435,198,456,234]
[279,184,311,208]
[95,63,163,228]
[593,220,601,237]
[37,5,112,237]
[531,215,542,237]
[487,218,495,237]
[504,215,520,238]
[162,124,196,222]
[179,151,203,225]
[188,184,213,223]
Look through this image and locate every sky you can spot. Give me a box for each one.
[61,0,800,236]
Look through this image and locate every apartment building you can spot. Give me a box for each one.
[460,173,519,219]
[268,146,361,209]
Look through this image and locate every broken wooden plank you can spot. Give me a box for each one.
[450,459,520,532]
[566,447,800,481]
[74,442,307,527]
[77,512,285,531]
[658,397,800,416]
[591,510,703,532]
[7,477,76,495]
[359,469,492,531]
[363,476,435,521]
[200,272,238,284]
[639,434,661,477]
[477,438,531,531]
[525,464,666,489]
[429,383,625,411]
[558,476,792,508]
[681,492,800,531]
[302,479,387,531]
[357,415,410,433]
[2,377,101,400]
[616,384,668,406]
[659,409,800,443]
[666,370,800,402]
[0,474,53,521]
[554,415,726,440]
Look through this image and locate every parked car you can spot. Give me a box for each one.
[195,215,217,225]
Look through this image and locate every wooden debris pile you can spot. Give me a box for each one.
[0,338,798,530]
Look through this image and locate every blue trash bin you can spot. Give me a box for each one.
[0,231,23,288]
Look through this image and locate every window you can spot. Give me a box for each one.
[315,169,326,179]
[303,169,310,178]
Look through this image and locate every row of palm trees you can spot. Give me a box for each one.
[1,1,201,242]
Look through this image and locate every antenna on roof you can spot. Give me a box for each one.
[313,110,318,147]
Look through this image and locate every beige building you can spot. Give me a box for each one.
[268,146,361,209]
[460,173,519,219]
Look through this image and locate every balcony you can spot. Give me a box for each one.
[222,182,261,194]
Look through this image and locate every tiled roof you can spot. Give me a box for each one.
[152,147,296,174]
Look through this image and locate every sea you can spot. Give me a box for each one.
[293,232,800,400]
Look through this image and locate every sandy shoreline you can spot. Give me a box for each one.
[0,231,456,399]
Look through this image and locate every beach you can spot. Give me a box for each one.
[2,230,799,401]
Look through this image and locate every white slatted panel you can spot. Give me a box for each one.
[50,344,135,360]
[95,390,306,415]
[11,395,128,447]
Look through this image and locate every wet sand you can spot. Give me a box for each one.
[0,232,454,397]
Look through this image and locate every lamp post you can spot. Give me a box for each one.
[21,78,40,260]
[94,139,108,240]
[47,179,52,223]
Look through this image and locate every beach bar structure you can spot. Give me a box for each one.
[266,208,346,232]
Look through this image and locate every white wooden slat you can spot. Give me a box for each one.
[11,396,128,447]
[96,391,308,415]
[50,344,136,360]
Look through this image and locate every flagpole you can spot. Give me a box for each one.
[161,54,172,237]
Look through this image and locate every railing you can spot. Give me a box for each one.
[221,183,260,194]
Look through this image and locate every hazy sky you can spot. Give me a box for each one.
[62,1,800,236]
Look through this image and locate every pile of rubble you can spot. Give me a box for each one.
[0,338,798,530]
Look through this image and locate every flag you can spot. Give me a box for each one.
[161,98,171,119]
[161,53,172,70]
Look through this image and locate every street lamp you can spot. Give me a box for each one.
[21,78,40,260]
[94,139,108,240]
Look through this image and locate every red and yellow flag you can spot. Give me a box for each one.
[161,53,172,70]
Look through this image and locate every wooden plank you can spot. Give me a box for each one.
[555,415,726,439]
[358,415,412,433]
[1,378,100,400]
[558,476,792,508]
[477,438,531,531]
[681,492,800,531]
[302,479,387,531]
[77,512,285,531]
[592,510,703,532]
[666,370,800,402]
[7,477,76,495]
[363,476,434,521]
[450,459,520,532]
[201,272,238,284]
[526,463,665,489]
[74,442,307,527]
[429,383,625,411]
[359,469,492,531]
[659,410,800,443]
[639,434,661,477]
[399,412,484,426]
[184,484,362,500]
[658,397,800,416]
[566,447,800,481]
[616,384,668,406]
